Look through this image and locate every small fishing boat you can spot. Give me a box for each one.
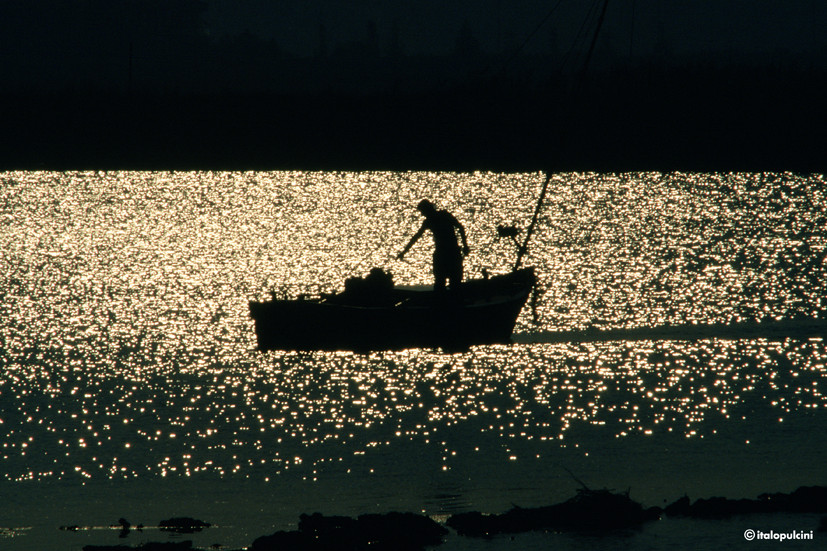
[250,172,552,352]
[249,266,536,352]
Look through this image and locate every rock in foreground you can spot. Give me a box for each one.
[251,511,447,551]
[665,486,827,518]
[447,488,661,537]
[83,541,194,551]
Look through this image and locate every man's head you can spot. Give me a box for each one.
[417,199,436,216]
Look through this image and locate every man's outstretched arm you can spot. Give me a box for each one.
[398,224,426,259]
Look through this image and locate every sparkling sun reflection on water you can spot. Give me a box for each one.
[1,171,826,545]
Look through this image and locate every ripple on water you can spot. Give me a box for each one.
[0,170,825,484]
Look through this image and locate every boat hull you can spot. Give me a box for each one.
[249,268,535,352]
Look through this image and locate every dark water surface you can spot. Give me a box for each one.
[1,171,825,549]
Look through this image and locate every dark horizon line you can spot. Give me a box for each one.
[1,64,824,175]
[5,50,825,98]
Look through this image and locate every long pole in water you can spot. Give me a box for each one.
[513,171,552,271]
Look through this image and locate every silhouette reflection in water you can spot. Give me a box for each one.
[397,199,470,292]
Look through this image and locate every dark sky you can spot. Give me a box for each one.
[204,0,825,58]
[1,0,824,93]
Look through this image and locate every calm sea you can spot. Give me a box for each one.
[1,171,825,550]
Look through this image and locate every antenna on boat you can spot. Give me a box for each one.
[513,171,552,271]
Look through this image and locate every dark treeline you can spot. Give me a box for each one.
[1,1,209,92]
[1,1,824,172]
[2,63,824,173]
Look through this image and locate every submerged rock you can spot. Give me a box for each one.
[158,517,211,533]
[446,488,661,537]
[116,518,132,538]
[251,511,447,551]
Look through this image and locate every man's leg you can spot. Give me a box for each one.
[433,252,447,292]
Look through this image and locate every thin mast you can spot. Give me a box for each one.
[512,1,611,271]
[513,172,552,271]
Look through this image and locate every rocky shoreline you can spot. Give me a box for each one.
[78,485,827,551]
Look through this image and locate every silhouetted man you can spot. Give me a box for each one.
[398,199,470,291]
